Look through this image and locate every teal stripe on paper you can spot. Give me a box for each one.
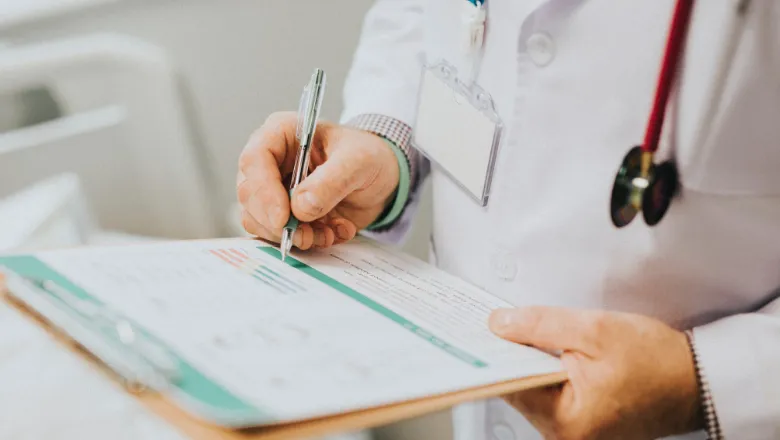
[259,247,488,368]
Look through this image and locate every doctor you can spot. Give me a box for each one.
[237,0,780,439]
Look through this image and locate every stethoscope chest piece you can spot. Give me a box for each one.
[610,146,679,228]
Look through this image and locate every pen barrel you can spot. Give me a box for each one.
[289,141,311,189]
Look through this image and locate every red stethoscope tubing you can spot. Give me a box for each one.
[642,0,695,154]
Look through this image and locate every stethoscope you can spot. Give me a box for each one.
[609,0,750,228]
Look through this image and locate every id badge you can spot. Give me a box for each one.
[412,61,503,206]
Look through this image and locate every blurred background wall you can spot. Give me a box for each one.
[0,0,441,438]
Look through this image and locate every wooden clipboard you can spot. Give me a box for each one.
[1,270,567,440]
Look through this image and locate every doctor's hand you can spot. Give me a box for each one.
[489,307,704,440]
[237,112,400,249]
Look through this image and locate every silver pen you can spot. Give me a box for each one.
[281,68,327,261]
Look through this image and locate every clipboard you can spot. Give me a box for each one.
[0,244,568,440]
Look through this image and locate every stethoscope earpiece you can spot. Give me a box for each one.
[610,146,678,229]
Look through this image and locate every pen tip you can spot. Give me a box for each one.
[280,231,292,262]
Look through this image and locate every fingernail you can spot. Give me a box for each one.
[490,309,514,333]
[300,191,323,214]
[335,224,350,240]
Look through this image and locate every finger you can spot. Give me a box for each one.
[503,385,564,438]
[504,385,562,417]
[242,209,315,250]
[240,111,299,174]
[291,145,378,222]
[310,221,336,248]
[238,112,298,230]
[241,209,280,243]
[329,216,357,244]
[488,306,602,355]
[294,223,315,250]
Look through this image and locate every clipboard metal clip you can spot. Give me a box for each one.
[1,268,181,394]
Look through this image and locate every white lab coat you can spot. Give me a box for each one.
[341,1,780,439]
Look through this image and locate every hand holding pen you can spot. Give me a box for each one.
[236,68,402,258]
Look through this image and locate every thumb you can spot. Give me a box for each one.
[489,306,600,355]
[291,147,376,222]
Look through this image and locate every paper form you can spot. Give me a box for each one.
[32,237,562,422]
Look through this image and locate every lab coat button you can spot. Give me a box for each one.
[526,32,555,67]
[491,251,518,281]
[492,423,516,440]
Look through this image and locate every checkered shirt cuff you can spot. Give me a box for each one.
[685,330,723,439]
[345,114,418,190]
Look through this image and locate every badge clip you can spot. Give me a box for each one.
[461,0,486,56]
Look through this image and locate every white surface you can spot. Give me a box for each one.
[0,301,188,440]
[32,237,560,422]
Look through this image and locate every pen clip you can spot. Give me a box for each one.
[296,68,327,149]
[295,84,310,144]
[290,68,327,191]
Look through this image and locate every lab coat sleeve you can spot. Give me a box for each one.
[340,0,431,246]
[689,6,780,436]
[340,0,426,127]
[691,294,780,439]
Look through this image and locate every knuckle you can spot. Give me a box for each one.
[261,112,282,128]
[582,312,610,352]
[263,110,293,125]
[240,112,295,171]
[238,148,256,174]
[588,312,610,337]
[264,111,297,136]
[241,212,256,234]
[236,179,254,205]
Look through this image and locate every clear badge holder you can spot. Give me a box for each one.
[412,60,504,206]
